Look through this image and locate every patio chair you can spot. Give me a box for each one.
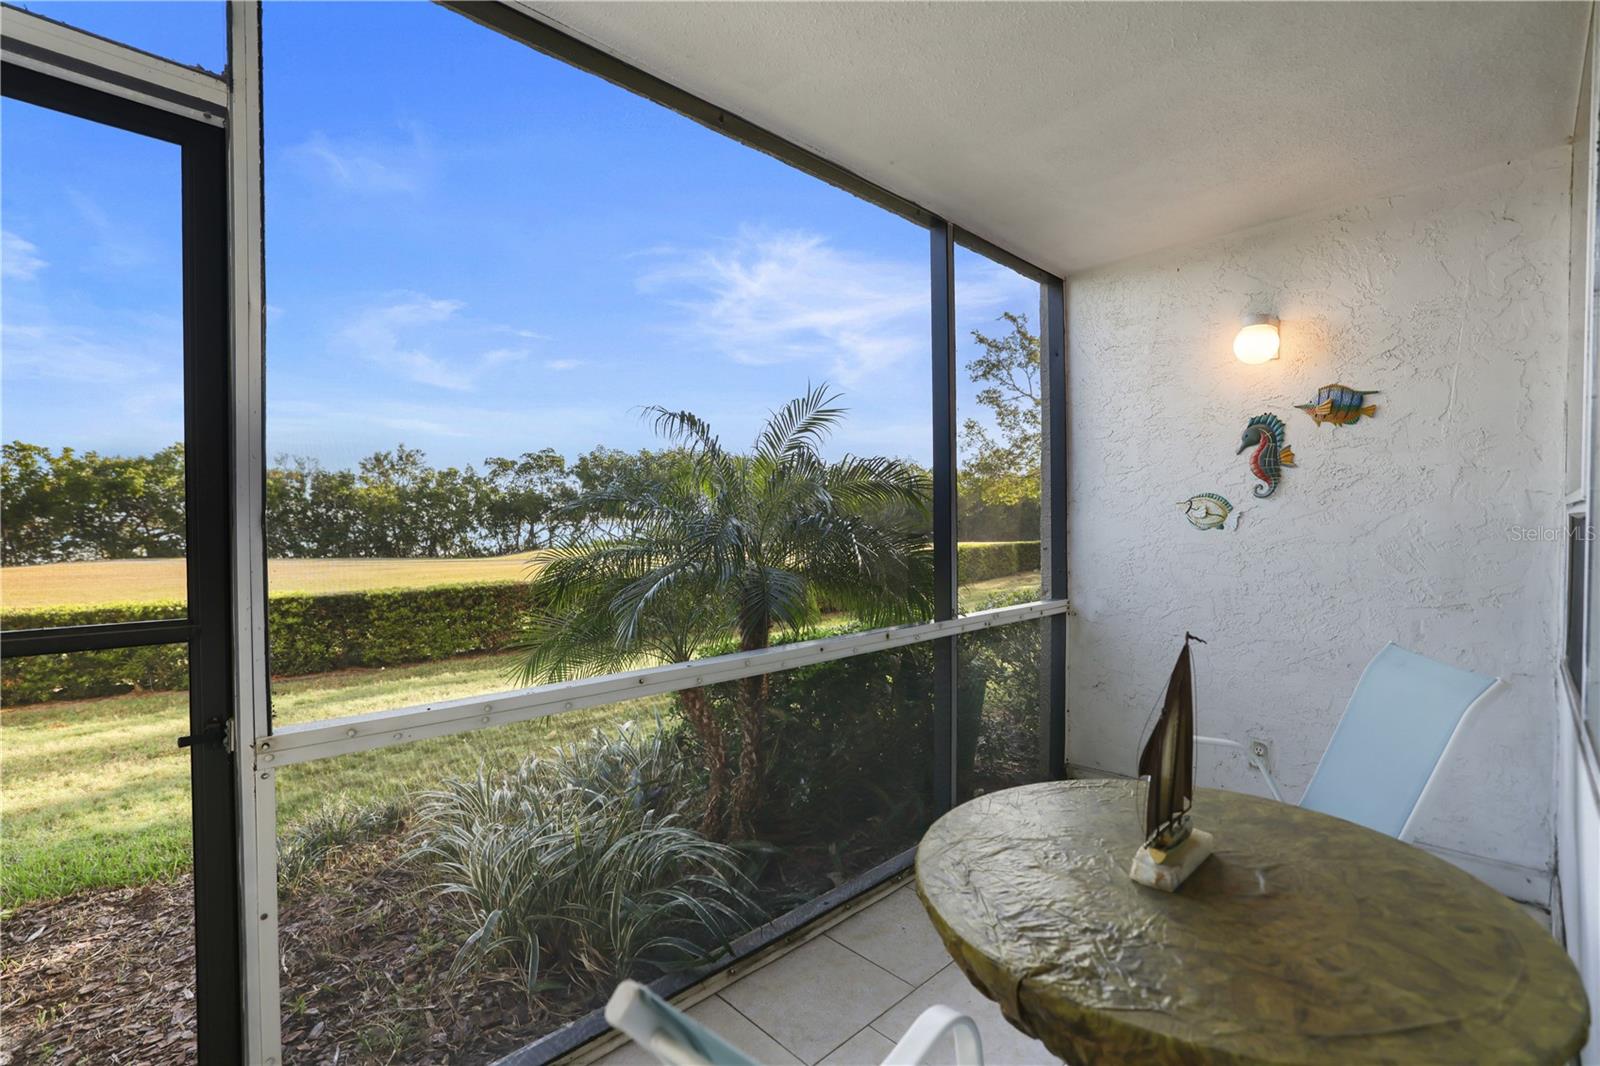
[605,979,984,1066]
[1196,642,1500,840]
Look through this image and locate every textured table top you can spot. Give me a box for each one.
[915,780,1589,1065]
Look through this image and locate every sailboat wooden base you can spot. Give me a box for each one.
[1129,828,1214,892]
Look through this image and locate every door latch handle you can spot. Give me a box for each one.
[178,715,233,753]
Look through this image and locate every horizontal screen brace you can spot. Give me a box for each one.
[258,598,1068,767]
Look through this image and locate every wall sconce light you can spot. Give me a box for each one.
[1233,314,1280,365]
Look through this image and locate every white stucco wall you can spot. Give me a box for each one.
[1066,146,1572,882]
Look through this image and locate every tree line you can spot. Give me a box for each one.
[1,316,1044,566]
[0,441,684,565]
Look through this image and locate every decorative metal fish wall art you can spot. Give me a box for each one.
[1179,493,1233,531]
[1296,384,1379,427]
[1237,412,1295,498]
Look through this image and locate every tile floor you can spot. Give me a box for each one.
[593,880,1059,1066]
[592,881,1554,1066]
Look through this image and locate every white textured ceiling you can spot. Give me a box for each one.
[526,1,1588,276]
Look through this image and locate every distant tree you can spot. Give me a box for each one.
[515,386,933,838]
[565,446,692,536]
[959,311,1042,542]
[349,446,484,558]
[268,445,557,559]
[266,455,361,558]
[2,442,184,565]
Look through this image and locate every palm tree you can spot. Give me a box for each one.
[515,385,933,838]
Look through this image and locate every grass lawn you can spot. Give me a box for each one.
[959,570,1042,611]
[0,568,1043,908]
[0,549,1039,612]
[0,652,669,908]
[1,554,545,610]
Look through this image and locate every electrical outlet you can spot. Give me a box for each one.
[1247,737,1272,773]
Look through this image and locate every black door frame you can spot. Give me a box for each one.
[0,62,242,1063]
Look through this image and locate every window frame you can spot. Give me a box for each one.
[1567,34,1600,759]
[0,20,241,1063]
[4,3,1071,1063]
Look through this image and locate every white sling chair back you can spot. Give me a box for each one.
[605,979,983,1066]
[1196,642,1500,841]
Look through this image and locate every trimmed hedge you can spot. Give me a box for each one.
[957,540,1040,583]
[2,542,1039,706]
[2,580,537,706]
[1,601,193,704]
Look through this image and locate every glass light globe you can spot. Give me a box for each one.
[1233,315,1280,364]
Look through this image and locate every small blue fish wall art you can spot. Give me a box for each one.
[1237,412,1295,498]
[1296,384,1379,427]
[1179,493,1234,531]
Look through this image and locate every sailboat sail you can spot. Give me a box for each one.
[1138,633,1203,850]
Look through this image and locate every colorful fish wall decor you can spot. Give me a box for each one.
[1296,384,1379,427]
[1179,493,1233,531]
[1237,412,1295,498]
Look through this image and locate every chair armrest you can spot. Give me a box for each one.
[1195,735,1285,803]
[881,1006,984,1066]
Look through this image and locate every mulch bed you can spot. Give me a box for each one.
[2,824,911,1065]
[1,838,592,1066]
[1,877,199,1065]
[277,837,592,1065]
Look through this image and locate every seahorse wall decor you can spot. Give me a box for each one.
[1237,412,1295,498]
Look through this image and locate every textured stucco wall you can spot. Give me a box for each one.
[1066,147,1572,876]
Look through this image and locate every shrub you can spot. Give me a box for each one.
[2,580,537,705]
[956,540,1040,583]
[677,586,1046,857]
[410,720,757,994]
[1,544,1038,706]
[963,591,1046,795]
[265,581,534,676]
[278,795,410,889]
[0,601,192,703]
[671,638,966,862]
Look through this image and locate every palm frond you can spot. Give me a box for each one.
[753,383,846,467]
[641,405,726,465]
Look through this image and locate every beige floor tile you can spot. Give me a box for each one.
[591,993,804,1066]
[826,885,952,985]
[816,1027,897,1065]
[720,935,913,1064]
[871,964,1060,1066]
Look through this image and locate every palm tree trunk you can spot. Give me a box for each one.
[679,685,727,839]
[730,627,771,837]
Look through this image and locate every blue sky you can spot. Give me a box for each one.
[2,2,1039,472]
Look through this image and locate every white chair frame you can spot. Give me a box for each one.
[605,979,984,1066]
[1196,674,1503,842]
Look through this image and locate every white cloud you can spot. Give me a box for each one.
[335,293,531,391]
[65,190,161,271]
[1,303,185,447]
[2,230,46,280]
[637,227,929,385]
[286,124,431,193]
[542,358,583,371]
[1,316,177,384]
[268,395,623,465]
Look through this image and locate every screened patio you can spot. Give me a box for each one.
[0,2,1597,1065]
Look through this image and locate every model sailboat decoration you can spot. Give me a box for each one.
[1129,633,1215,891]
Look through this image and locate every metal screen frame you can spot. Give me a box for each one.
[0,18,242,1061]
[4,2,1072,1062]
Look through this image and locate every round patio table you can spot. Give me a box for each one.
[915,780,1589,1065]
